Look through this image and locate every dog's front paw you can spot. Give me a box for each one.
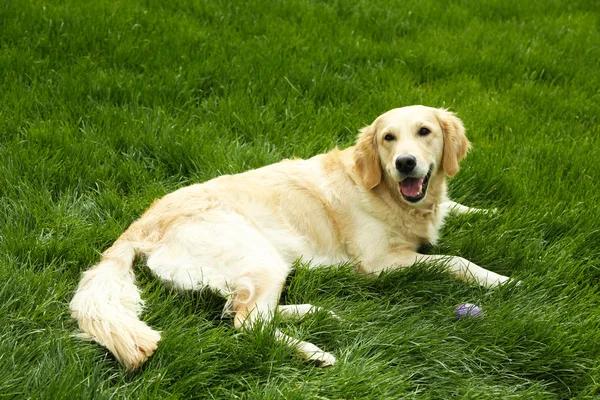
[471,207,498,215]
[321,308,342,321]
[488,275,521,288]
[308,351,337,368]
[502,277,522,287]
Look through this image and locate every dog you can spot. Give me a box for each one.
[70,105,512,370]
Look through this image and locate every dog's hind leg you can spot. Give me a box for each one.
[231,271,337,367]
[146,215,336,367]
[233,287,337,367]
[226,245,337,367]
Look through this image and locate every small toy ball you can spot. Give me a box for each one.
[454,303,484,320]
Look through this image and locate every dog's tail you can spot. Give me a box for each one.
[70,235,161,370]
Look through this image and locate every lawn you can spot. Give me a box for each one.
[1,0,599,398]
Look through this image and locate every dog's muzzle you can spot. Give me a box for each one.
[399,167,432,203]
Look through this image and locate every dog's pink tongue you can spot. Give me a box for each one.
[400,177,424,197]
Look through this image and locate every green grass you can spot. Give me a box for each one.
[1,0,599,398]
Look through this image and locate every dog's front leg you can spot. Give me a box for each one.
[362,252,510,288]
[441,201,497,215]
[278,304,340,320]
[414,254,510,287]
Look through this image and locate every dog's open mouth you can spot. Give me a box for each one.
[399,169,432,203]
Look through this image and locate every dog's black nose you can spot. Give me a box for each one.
[395,155,417,174]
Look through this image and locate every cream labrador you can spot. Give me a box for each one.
[70,105,511,370]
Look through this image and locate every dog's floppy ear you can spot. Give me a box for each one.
[437,109,470,177]
[354,124,381,190]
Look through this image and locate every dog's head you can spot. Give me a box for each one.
[353,105,470,204]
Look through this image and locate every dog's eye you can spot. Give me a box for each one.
[384,133,396,141]
[418,127,431,136]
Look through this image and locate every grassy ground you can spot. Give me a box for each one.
[1,0,599,398]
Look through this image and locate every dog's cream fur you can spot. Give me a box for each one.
[70,105,511,369]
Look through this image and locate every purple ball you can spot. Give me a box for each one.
[454,303,484,320]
